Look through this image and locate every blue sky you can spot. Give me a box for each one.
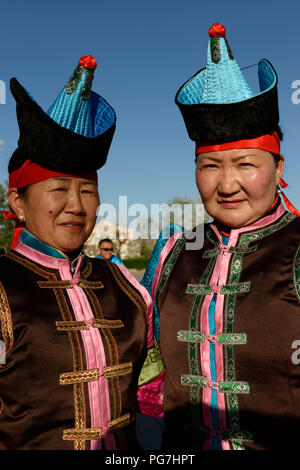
[0,0,299,213]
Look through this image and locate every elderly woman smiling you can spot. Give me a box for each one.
[8,177,100,254]
[137,24,300,452]
[0,57,152,451]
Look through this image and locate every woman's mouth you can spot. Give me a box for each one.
[60,222,84,231]
[219,199,245,208]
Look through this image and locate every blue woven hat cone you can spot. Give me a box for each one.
[178,23,255,105]
[47,55,115,138]
[175,23,279,143]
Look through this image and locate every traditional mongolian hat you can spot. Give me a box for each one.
[175,22,299,216]
[8,55,116,186]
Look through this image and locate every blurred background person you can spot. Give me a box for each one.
[97,238,124,265]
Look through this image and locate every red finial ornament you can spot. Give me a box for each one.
[78,55,97,70]
[208,23,226,38]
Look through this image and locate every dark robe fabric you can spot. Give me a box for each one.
[0,248,148,450]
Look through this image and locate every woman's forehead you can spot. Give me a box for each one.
[47,177,97,186]
[197,148,272,162]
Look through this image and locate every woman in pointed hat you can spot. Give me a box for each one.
[137,23,300,450]
[0,56,153,450]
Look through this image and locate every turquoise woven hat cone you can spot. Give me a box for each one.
[9,55,117,173]
[178,23,255,105]
[47,55,115,137]
[175,22,279,143]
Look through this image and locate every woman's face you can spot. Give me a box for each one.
[10,177,100,252]
[195,148,284,228]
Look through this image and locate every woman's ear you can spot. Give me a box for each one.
[7,188,25,221]
[275,154,284,186]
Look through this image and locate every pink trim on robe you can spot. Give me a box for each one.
[115,264,154,349]
[152,232,183,300]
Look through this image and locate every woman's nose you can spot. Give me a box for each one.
[217,169,241,195]
[65,190,85,213]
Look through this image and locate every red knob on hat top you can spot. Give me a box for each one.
[78,55,97,70]
[208,23,226,37]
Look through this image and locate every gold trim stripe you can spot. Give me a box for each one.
[63,427,102,440]
[103,362,132,378]
[38,280,73,289]
[56,319,124,331]
[79,280,104,289]
[0,281,14,355]
[63,414,131,441]
[93,319,124,329]
[60,368,99,385]
[56,321,89,331]
[109,413,130,432]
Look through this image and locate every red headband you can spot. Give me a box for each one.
[195,132,280,156]
[9,159,98,189]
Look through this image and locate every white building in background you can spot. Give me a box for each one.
[84,217,139,259]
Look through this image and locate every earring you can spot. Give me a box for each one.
[18,215,24,222]
[276,186,281,195]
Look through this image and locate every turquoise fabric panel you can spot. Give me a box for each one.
[141,224,182,343]
[19,229,66,259]
[47,69,94,137]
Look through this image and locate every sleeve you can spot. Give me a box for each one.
[141,223,183,343]
[137,224,183,418]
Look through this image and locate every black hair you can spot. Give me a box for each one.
[98,238,113,247]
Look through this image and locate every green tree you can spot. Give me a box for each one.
[0,181,14,252]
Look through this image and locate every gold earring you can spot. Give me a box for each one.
[18,215,24,222]
[276,187,281,195]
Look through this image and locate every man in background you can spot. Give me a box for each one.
[97,238,124,265]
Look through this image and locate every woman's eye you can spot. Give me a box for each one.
[203,164,218,169]
[240,163,253,167]
[53,187,67,192]
[81,189,96,194]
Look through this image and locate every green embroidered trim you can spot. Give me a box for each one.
[293,244,300,302]
[186,284,212,295]
[232,441,245,450]
[182,375,250,394]
[65,65,84,93]
[203,245,258,258]
[177,330,205,343]
[222,430,253,442]
[210,37,221,64]
[177,331,247,345]
[155,237,185,303]
[206,227,218,246]
[218,381,250,394]
[202,247,220,258]
[184,424,253,443]
[228,245,258,254]
[217,333,247,345]
[187,256,216,423]
[81,69,95,100]
[181,374,207,387]
[239,212,296,249]
[65,65,94,100]
[221,282,251,294]
[186,282,251,295]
